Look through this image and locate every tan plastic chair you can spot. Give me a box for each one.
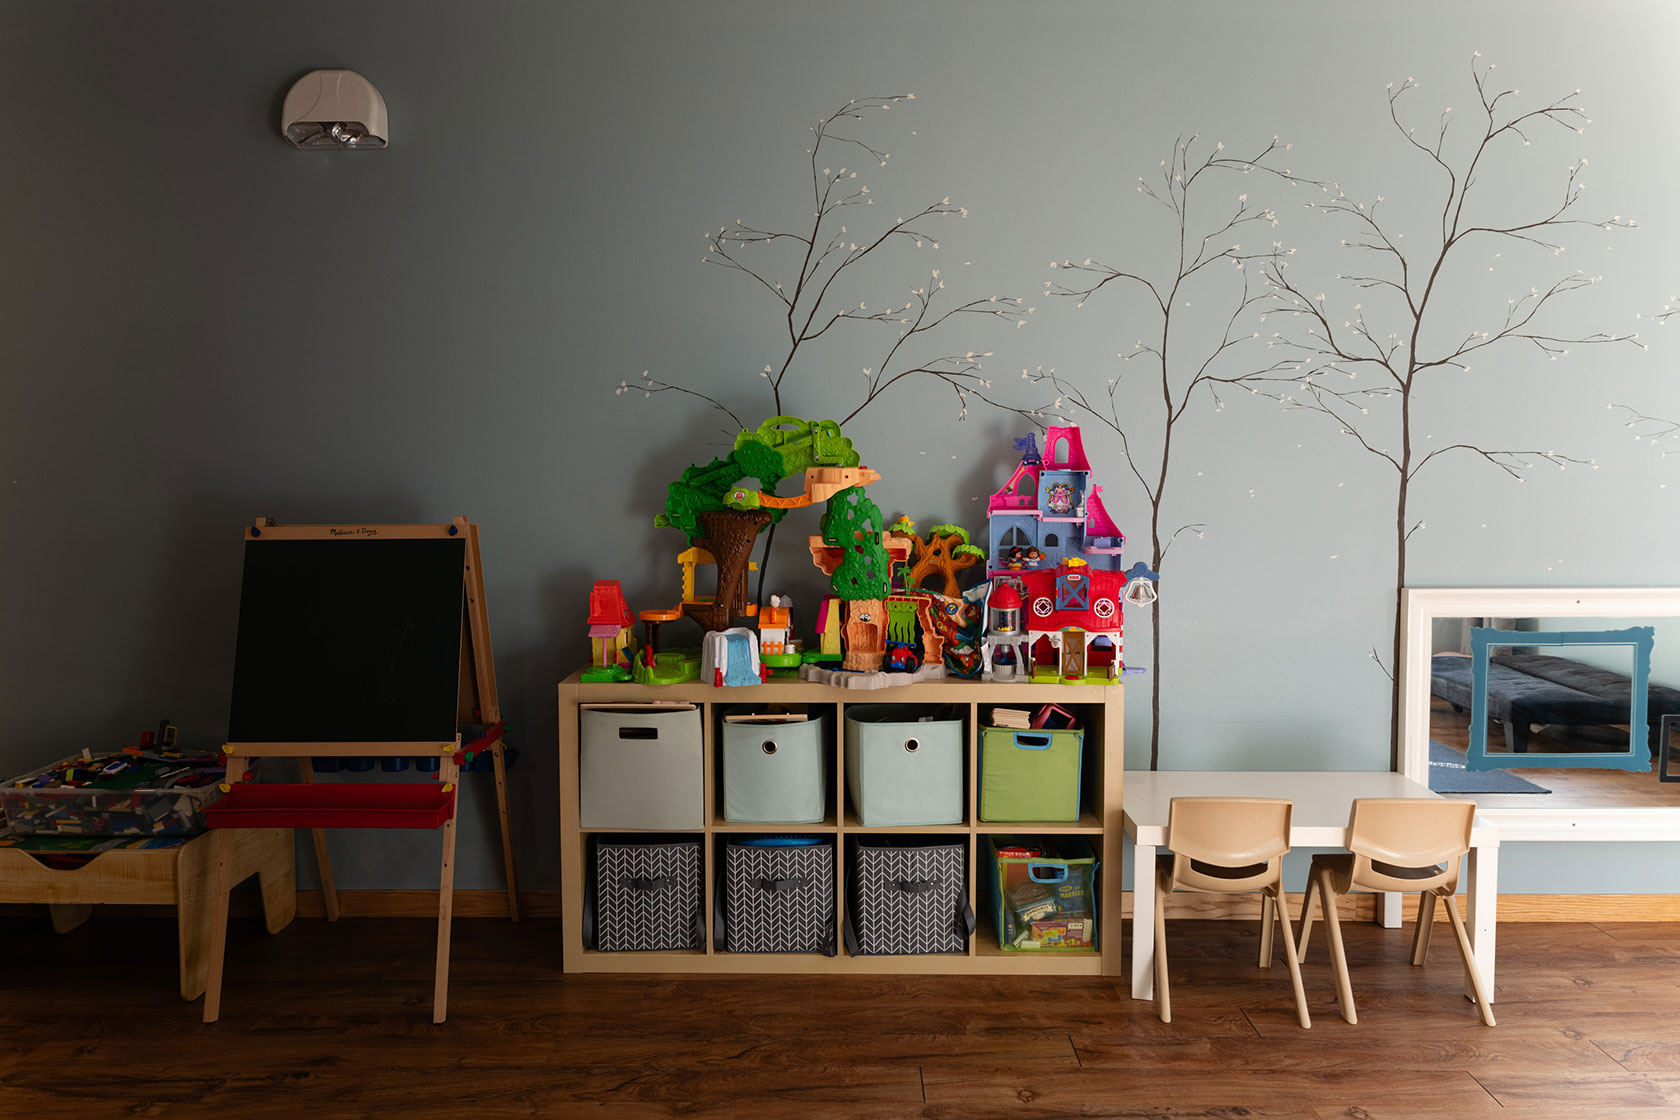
[1154,797,1310,1028]
[1296,798,1494,1026]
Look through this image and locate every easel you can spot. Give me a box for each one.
[202,517,518,1024]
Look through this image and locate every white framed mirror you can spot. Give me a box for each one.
[1400,588,1680,842]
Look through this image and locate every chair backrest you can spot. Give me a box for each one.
[1165,797,1292,866]
[1345,798,1474,893]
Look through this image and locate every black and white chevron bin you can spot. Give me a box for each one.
[718,839,837,955]
[585,837,704,952]
[845,840,975,955]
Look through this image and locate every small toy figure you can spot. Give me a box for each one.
[583,580,637,682]
[884,643,920,672]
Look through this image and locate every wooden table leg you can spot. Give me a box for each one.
[47,903,93,933]
[1466,841,1499,1002]
[298,757,339,921]
[201,829,235,1023]
[254,828,298,934]
[177,832,220,1001]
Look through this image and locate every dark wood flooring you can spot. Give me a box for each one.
[4,912,1679,1118]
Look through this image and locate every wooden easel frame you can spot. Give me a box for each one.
[203,516,517,1025]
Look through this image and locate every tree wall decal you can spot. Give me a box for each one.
[1260,56,1638,765]
[623,95,1034,598]
[1029,136,1310,770]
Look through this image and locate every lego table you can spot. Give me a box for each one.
[0,827,294,1000]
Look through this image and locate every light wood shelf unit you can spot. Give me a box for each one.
[557,670,1123,976]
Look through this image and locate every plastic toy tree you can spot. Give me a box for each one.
[1032,135,1310,769]
[1261,57,1637,765]
[656,417,878,630]
[889,519,985,597]
[656,442,791,632]
[822,487,891,600]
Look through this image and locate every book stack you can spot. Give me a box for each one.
[989,707,1032,730]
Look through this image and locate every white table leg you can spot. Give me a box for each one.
[1465,842,1498,1002]
[1377,891,1403,928]
[1129,836,1157,1000]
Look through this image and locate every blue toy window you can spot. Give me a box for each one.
[1056,574,1088,612]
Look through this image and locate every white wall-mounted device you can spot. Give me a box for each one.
[281,69,388,149]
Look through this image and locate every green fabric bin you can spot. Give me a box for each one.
[979,726,1083,822]
[843,705,963,826]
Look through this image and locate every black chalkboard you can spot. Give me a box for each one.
[227,536,467,743]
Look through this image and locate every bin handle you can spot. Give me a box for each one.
[1028,863,1069,883]
[895,876,941,895]
[1013,733,1051,750]
[622,875,670,892]
[903,737,920,754]
[760,740,778,755]
[757,876,811,893]
[618,727,658,740]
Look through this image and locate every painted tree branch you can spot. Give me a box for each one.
[1260,55,1639,766]
[1610,404,1680,458]
[1026,134,1319,769]
[641,95,1033,429]
[635,95,1038,606]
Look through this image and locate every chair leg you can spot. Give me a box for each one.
[1318,871,1356,1025]
[1297,869,1320,963]
[1443,893,1496,1027]
[1270,886,1311,1029]
[1154,873,1171,1024]
[1259,893,1275,967]
[1412,891,1437,966]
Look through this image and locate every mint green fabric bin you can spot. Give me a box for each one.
[979,726,1084,822]
[721,710,829,823]
[844,705,964,826]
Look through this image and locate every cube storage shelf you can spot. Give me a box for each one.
[558,670,1123,975]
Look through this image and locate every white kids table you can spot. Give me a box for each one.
[1122,771,1500,1003]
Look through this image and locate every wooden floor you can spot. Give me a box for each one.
[1430,697,1680,809]
[4,912,1679,1118]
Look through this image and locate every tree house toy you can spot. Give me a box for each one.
[888,518,987,597]
[583,580,637,683]
[657,416,871,634]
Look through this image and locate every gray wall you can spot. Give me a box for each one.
[4,0,1679,893]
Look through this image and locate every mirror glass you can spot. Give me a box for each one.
[1404,592,1680,827]
[1428,616,1680,807]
